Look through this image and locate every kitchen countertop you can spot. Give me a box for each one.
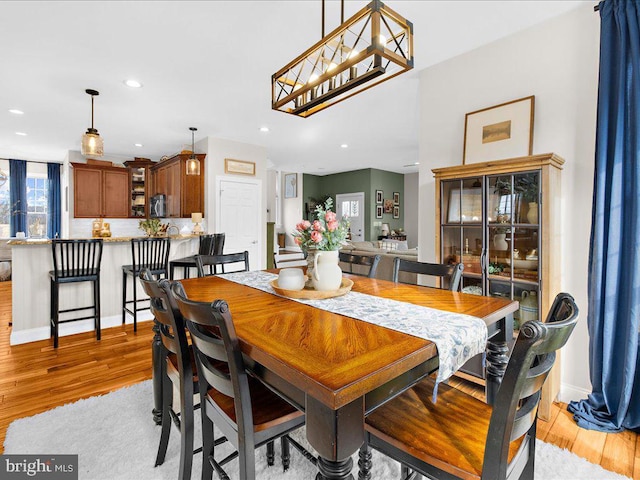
[7,234,201,245]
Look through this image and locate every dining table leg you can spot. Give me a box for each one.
[485,312,514,405]
[306,396,365,480]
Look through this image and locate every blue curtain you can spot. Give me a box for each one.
[567,0,640,433]
[9,159,27,237]
[47,163,61,238]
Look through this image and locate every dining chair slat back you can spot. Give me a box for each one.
[339,252,381,278]
[171,281,310,480]
[195,251,249,277]
[137,269,198,480]
[393,257,464,291]
[361,292,579,480]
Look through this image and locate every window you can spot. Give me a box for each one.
[341,200,359,218]
[26,172,48,238]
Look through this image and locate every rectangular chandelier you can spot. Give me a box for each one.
[272,0,413,118]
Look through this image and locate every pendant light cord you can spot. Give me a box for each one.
[321,0,345,37]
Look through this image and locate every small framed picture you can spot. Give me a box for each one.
[376,205,383,219]
[393,206,400,219]
[393,192,400,205]
[224,158,256,176]
[384,199,393,214]
[284,173,297,198]
[376,190,383,204]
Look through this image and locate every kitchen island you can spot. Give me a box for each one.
[8,235,199,345]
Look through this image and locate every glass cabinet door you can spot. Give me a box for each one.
[441,177,484,294]
[130,166,147,217]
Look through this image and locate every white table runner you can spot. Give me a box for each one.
[221,271,487,392]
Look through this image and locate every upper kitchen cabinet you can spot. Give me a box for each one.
[72,162,129,218]
[150,153,205,218]
[124,157,154,218]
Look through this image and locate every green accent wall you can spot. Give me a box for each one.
[302,169,404,241]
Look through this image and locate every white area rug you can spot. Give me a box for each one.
[3,381,632,480]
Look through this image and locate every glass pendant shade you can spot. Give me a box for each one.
[186,156,200,176]
[81,129,104,156]
[185,126,200,175]
[81,89,103,156]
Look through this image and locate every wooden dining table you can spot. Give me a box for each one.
[151,273,518,480]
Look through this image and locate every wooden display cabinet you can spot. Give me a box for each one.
[72,162,129,218]
[124,157,154,218]
[150,153,205,218]
[433,153,564,420]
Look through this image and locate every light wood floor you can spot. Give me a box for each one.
[0,280,638,478]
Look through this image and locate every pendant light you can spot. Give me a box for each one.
[186,127,200,176]
[272,0,413,117]
[81,89,104,156]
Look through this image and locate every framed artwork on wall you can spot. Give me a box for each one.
[384,199,393,214]
[284,173,297,198]
[376,190,383,204]
[393,206,400,219]
[393,192,400,205]
[224,158,256,176]
[463,95,534,165]
[376,205,383,219]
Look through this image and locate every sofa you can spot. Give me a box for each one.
[339,240,419,283]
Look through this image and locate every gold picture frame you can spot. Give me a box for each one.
[224,158,256,176]
[463,96,534,165]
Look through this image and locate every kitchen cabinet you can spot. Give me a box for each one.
[150,153,205,218]
[72,162,129,218]
[433,152,563,420]
[124,158,154,218]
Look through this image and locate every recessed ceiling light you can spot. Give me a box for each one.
[9,109,24,115]
[259,126,269,132]
[340,144,348,148]
[124,79,143,88]
[15,132,27,136]
[134,143,143,147]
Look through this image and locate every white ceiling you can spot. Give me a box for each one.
[0,1,587,175]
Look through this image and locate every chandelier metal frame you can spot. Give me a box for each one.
[272,0,413,118]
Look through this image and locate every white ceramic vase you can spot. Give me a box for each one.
[527,202,538,224]
[312,250,342,291]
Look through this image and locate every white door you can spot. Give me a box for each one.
[216,177,262,270]
[336,192,365,242]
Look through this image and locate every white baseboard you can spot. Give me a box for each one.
[559,382,591,404]
[10,312,155,346]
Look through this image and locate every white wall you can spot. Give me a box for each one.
[418,5,599,401]
[205,137,268,268]
[281,172,303,248]
[403,172,419,248]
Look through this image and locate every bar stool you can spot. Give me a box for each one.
[122,237,170,331]
[49,239,104,348]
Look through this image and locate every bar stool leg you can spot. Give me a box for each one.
[53,282,59,349]
[122,270,127,325]
[94,277,101,341]
[132,270,138,332]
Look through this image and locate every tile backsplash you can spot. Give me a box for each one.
[69,217,200,238]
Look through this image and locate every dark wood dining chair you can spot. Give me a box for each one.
[122,237,170,331]
[49,239,103,348]
[194,251,249,277]
[392,257,464,291]
[170,233,226,279]
[171,281,315,480]
[339,252,381,278]
[359,292,579,480]
[138,270,199,480]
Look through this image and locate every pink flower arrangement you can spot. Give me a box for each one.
[292,198,350,251]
